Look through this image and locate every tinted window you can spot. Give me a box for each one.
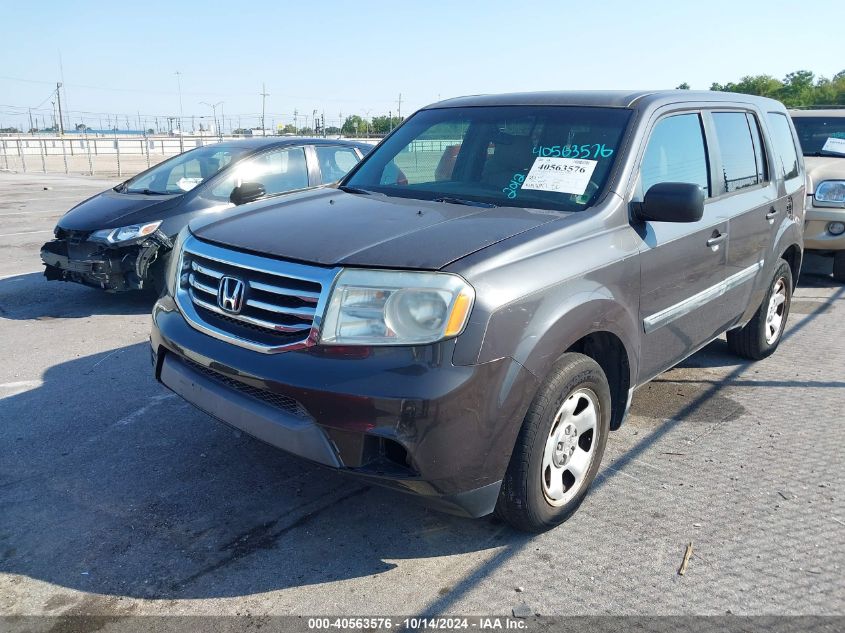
[746,113,768,183]
[315,146,360,182]
[641,114,709,196]
[712,112,761,193]
[209,147,309,200]
[766,113,800,180]
[345,106,632,212]
[790,116,845,155]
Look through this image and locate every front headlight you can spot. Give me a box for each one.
[815,181,845,204]
[90,220,162,244]
[320,269,475,346]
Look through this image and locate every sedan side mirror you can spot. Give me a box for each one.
[635,182,704,223]
[230,182,266,205]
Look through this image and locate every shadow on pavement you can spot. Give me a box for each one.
[0,342,509,602]
[0,272,155,320]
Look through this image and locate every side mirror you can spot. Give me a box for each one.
[635,182,704,223]
[230,182,266,205]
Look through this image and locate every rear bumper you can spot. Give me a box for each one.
[804,205,845,252]
[40,232,170,291]
[151,295,539,518]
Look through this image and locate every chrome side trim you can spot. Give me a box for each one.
[643,260,763,334]
[175,234,341,354]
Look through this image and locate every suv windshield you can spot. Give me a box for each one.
[344,106,631,212]
[122,145,250,194]
[791,116,845,157]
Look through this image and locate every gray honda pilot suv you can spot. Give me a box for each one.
[151,91,804,532]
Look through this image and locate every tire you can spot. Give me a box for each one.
[726,259,792,360]
[495,353,611,532]
[833,252,845,283]
[147,252,170,298]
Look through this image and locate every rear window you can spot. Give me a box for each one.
[766,113,800,180]
[712,112,764,193]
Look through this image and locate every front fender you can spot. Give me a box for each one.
[477,280,641,391]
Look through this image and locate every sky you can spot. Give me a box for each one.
[1,0,842,131]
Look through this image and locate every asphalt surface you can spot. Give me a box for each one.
[0,172,843,618]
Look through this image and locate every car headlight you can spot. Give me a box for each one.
[320,269,475,346]
[815,181,845,204]
[90,220,162,244]
[166,227,189,297]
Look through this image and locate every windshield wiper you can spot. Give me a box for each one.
[338,185,372,195]
[811,151,845,158]
[124,188,170,195]
[434,196,497,208]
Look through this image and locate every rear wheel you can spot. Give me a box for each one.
[726,259,792,360]
[495,353,610,532]
[833,252,845,283]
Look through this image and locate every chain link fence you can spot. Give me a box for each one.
[0,134,279,178]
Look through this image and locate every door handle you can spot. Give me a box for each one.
[766,207,778,221]
[706,232,727,248]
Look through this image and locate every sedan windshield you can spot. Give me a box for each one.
[791,116,845,157]
[122,145,251,194]
[344,105,631,212]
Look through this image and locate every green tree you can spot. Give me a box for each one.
[710,69,845,107]
[676,82,690,90]
[370,115,402,135]
[341,115,365,136]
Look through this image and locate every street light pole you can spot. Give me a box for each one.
[175,71,184,151]
[200,101,224,135]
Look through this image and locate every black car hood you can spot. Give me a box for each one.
[57,189,182,231]
[190,188,566,269]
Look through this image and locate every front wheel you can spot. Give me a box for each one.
[495,353,611,532]
[726,259,792,360]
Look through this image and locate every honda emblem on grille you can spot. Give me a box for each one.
[217,276,245,314]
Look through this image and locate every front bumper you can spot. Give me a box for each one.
[804,204,845,252]
[40,230,171,292]
[151,295,539,518]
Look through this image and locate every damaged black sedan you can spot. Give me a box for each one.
[40,137,371,292]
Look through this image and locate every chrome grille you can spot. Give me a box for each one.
[175,235,340,353]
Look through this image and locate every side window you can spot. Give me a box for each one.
[766,112,800,180]
[315,146,360,183]
[210,147,309,200]
[746,113,768,184]
[640,113,710,196]
[712,112,762,193]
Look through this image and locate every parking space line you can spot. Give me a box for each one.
[0,271,41,280]
[0,229,53,237]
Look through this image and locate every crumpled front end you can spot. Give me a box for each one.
[40,228,172,292]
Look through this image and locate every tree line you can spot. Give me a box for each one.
[677,69,845,107]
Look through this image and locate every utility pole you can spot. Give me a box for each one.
[293,109,298,134]
[260,83,269,132]
[389,110,393,133]
[312,109,317,135]
[55,83,65,135]
[28,108,34,135]
[397,93,402,122]
[175,71,184,151]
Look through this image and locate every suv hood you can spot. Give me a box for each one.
[57,189,182,232]
[191,188,566,269]
[804,155,845,194]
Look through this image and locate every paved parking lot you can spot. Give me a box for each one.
[0,172,843,619]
